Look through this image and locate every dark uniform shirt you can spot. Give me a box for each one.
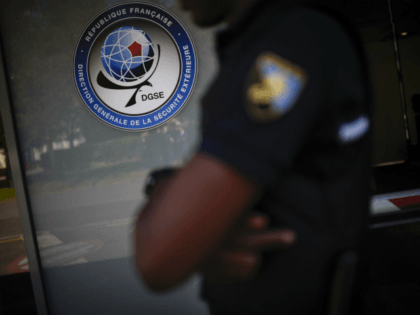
[198,0,373,314]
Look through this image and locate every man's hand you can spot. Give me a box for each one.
[198,212,296,284]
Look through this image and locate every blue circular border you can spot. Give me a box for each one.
[74,2,197,131]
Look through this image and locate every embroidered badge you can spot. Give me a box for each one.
[245,52,308,123]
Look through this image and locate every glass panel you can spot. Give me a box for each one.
[352,0,408,167]
[0,0,216,313]
[342,0,420,215]
[0,111,28,276]
[363,1,420,215]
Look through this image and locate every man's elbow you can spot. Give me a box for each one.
[135,256,179,293]
[135,227,170,291]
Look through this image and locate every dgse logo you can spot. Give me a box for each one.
[74,2,197,131]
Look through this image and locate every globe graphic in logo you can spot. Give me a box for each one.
[101,26,155,82]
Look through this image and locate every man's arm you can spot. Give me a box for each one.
[135,152,261,292]
[140,167,296,286]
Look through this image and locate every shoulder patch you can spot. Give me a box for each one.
[245,52,308,123]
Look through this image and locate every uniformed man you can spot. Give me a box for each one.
[135,0,372,314]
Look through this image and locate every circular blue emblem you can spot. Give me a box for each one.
[74,2,197,131]
[101,26,155,82]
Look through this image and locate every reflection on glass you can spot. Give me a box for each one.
[0,149,6,169]
[369,1,420,215]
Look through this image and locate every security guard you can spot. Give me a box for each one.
[135,0,372,314]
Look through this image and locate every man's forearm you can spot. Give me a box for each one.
[134,154,262,292]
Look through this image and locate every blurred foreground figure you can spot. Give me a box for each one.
[135,0,372,314]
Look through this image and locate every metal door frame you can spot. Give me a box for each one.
[0,30,49,315]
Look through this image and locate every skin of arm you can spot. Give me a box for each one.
[139,166,297,288]
[135,152,262,292]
